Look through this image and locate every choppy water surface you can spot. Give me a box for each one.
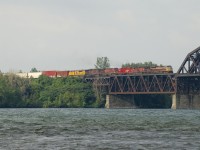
[0,109,200,150]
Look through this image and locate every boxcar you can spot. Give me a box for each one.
[118,68,146,74]
[57,71,69,77]
[28,72,42,78]
[68,70,86,76]
[42,71,57,77]
[16,73,28,78]
[85,69,104,76]
[104,68,118,75]
[118,68,133,74]
[135,68,145,73]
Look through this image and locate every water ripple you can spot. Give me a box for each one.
[0,109,200,149]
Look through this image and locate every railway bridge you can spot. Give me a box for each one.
[86,46,200,109]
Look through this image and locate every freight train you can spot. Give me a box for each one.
[16,66,173,79]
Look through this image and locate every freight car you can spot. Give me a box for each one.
[85,69,104,77]
[16,72,42,78]
[42,71,69,78]
[149,66,173,73]
[68,70,86,76]
[42,71,57,78]
[56,71,68,77]
[16,73,28,78]
[118,68,146,74]
[104,68,118,75]
[28,72,42,78]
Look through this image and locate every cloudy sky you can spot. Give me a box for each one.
[0,0,200,72]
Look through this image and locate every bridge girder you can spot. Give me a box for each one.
[177,75,200,95]
[109,74,176,94]
[177,46,200,75]
[86,74,176,95]
[176,46,200,94]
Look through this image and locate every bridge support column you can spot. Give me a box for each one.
[105,95,136,109]
[172,94,200,109]
[171,94,177,109]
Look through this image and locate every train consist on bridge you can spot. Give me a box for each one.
[16,66,173,78]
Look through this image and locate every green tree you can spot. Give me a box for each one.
[95,57,110,69]
[0,73,98,108]
[122,61,158,68]
[0,73,23,107]
[30,67,38,72]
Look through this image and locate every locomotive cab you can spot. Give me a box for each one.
[166,66,173,73]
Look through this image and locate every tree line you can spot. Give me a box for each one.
[94,57,164,69]
[122,61,160,68]
[0,73,100,108]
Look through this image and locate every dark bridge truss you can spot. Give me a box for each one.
[176,46,200,94]
[177,75,200,95]
[177,46,200,75]
[85,77,110,87]
[86,74,176,95]
[109,74,176,94]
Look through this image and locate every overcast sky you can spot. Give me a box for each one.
[0,0,200,72]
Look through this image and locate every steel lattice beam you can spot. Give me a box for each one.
[109,74,176,94]
[86,74,176,95]
[176,46,200,94]
[177,75,200,95]
[177,46,200,75]
[85,77,110,86]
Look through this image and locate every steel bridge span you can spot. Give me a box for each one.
[86,46,200,109]
[86,74,176,95]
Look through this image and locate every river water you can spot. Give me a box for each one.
[0,109,200,150]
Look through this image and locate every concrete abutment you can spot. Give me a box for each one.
[105,95,136,109]
[105,94,200,109]
[171,94,200,109]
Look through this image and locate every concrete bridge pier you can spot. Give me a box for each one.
[105,95,136,109]
[171,94,200,109]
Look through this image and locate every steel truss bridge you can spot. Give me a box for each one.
[86,46,200,95]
